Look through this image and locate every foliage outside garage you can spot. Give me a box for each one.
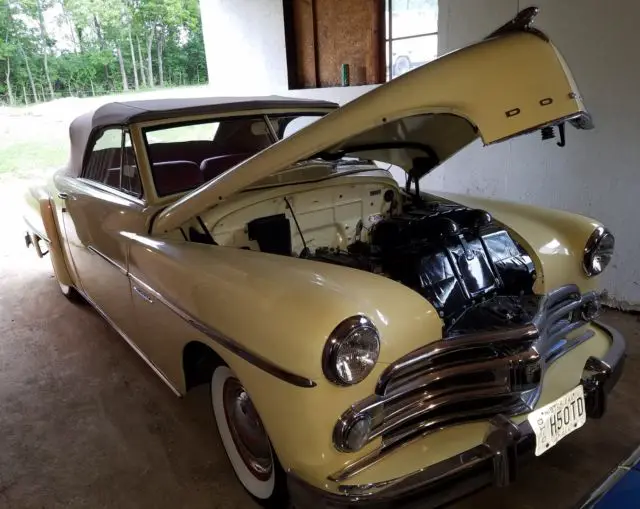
[0,0,208,105]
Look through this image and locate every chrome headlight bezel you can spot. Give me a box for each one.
[322,316,380,386]
[583,227,615,277]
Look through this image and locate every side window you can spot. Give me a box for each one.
[121,132,142,197]
[83,128,142,198]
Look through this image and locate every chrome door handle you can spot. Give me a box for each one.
[58,192,69,200]
[133,285,154,304]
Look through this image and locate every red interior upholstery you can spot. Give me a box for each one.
[103,167,142,196]
[152,160,203,196]
[200,153,251,182]
[147,141,218,167]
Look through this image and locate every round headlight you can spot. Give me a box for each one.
[322,316,380,386]
[583,227,615,277]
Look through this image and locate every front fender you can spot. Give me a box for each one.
[126,235,443,383]
[432,191,602,294]
[125,235,445,484]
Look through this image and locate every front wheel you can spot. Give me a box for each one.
[211,365,288,507]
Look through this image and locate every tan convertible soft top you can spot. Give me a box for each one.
[65,96,338,178]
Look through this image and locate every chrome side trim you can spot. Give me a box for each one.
[132,285,154,304]
[77,287,183,397]
[77,178,146,206]
[88,246,127,275]
[127,273,317,389]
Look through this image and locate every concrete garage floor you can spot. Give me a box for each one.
[0,177,639,509]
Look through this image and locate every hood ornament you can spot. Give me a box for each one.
[486,6,547,41]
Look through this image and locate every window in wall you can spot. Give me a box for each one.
[284,0,385,88]
[385,0,438,80]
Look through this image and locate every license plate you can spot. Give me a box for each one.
[527,385,586,456]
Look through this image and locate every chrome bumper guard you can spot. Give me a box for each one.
[288,309,625,508]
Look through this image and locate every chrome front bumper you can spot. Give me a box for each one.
[288,320,625,509]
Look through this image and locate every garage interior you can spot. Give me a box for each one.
[2,0,640,508]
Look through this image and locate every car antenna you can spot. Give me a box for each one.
[284,196,310,257]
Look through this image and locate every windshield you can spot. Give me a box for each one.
[143,114,324,197]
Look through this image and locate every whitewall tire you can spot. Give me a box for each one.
[211,365,287,506]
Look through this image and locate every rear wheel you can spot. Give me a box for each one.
[210,365,288,507]
[57,281,84,302]
[47,243,83,303]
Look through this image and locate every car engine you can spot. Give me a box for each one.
[308,199,538,332]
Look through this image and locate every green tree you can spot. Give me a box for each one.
[1,0,208,104]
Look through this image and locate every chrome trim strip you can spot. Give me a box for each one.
[87,245,127,275]
[545,329,594,364]
[77,287,183,397]
[127,273,317,389]
[263,114,279,142]
[330,417,527,489]
[77,178,146,206]
[132,285,154,304]
[375,324,538,395]
[488,112,591,145]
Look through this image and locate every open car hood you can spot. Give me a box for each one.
[153,8,592,234]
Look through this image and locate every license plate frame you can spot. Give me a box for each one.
[527,385,587,456]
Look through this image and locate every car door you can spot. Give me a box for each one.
[58,127,148,340]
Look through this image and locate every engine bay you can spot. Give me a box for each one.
[307,199,537,332]
[199,177,537,333]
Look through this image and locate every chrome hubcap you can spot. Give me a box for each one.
[222,377,273,480]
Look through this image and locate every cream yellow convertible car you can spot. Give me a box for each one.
[23,8,625,509]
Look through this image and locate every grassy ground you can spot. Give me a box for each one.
[0,85,211,182]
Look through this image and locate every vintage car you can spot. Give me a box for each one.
[22,8,625,509]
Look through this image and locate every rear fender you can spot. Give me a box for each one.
[27,186,75,288]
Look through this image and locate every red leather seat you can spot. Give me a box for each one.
[152,160,203,196]
[200,153,251,182]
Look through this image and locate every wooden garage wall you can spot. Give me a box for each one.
[284,0,385,88]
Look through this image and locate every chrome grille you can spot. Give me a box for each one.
[333,285,600,455]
